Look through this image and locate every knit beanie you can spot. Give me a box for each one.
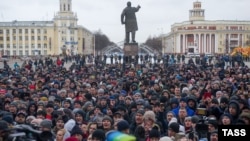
[117,120,129,132]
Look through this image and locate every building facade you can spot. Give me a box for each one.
[0,0,94,56]
[163,1,250,54]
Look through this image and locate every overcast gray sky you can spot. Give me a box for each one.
[0,0,250,43]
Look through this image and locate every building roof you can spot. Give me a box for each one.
[0,20,54,27]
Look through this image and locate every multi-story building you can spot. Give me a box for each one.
[0,0,94,56]
[163,1,250,54]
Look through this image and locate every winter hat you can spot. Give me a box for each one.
[102,115,113,124]
[143,111,156,122]
[220,96,229,104]
[2,115,13,124]
[136,109,145,116]
[220,113,233,122]
[117,120,129,132]
[207,119,218,129]
[83,101,93,110]
[149,128,160,138]
[0,120,9,131]
[168,122,179,133]
[191,115,200,124]
[75,110,86,119]
[64,119,76,132]
[71,125,83,136]
[92,129,105,141]
[40,119,52,129]
[65,137,78,141]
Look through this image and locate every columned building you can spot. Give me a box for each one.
[0,0,94,56]
[163,1,250,54]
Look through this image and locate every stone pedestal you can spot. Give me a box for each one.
[123,43,139,56]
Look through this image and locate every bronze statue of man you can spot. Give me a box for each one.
[121,1,141,43]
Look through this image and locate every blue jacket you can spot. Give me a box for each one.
[172,106,195,116]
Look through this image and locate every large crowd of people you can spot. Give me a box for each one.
[0,53,249,141]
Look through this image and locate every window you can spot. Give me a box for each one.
[13,36,16,40]
[0,37,3,41]
[32,44,35,48]
[25,50,29,55]
[19,29,22,33]
[25,45,28,48]
[25,29,28,34]
[19,51,23,56]
[19,36,22,40]
[70,30,74,34]
[0,30,3,34]
[31,36,35,40]
[13,44,16,48]
[13,50,16,55]
[44,43,47,48]
[7,44,10,48]
[44,29,47,34]
[19,45,23,49]
[37,29,40,34]
[38,36,41,40]
[6,30,9,34]
[0,44,3,48]
[44,36,47,40]
[7,37,10,41]
[31,29,34,34]
[25,36,28,40]
[13,29,16,34]
[38,44,41,48]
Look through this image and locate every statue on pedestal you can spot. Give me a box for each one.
[121,1,141,44]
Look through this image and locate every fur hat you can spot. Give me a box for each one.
[143,111,156,122]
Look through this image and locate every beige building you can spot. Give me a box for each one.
[0,0,94,56]
[163,1,250,54]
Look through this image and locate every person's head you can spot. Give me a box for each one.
[184,116,192,128]
[71,125,83,141]
[207,120,217,133]
[220,114,232,125]
[127,1,131,7]
[56,128,67,141]
[135,110,144,124]
[102,116,113,130]
[228,101,240,116]
[87,122,98,134]
[92,129,105,141]
[166,111,175,122]
[40,119,52,131]
[168,122,179,137]
[178,108,187,119]
[210,130,218,141]
[87,134,92,141]
[117,120,130,134]
[15,110,27,124]
[0,120,10,139]
[149,128,160,141]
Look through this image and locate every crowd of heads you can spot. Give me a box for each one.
[0,54,249,141]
